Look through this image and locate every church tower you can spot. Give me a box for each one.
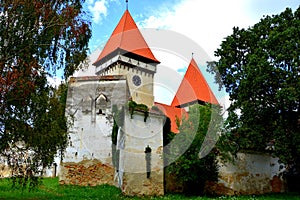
[171,58,219,108]
[93,9,160,107]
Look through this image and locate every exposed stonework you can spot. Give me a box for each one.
[60,76,165,196]
[205,153,286,195]
[59,76,128,186]
[270,175,283,193]
[119,111,165,196]
[122,172,164,196]
[59,159,115,186]
[0,164,11,177]
[205,181,236,196]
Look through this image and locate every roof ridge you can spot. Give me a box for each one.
[116,10,128,57]
[119,10,128,48]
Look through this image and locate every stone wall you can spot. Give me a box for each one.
[205,152,286,195]
[59,75,165,196]
[59,76,128,186]
[120,111,165,196]
[0,164,11,177]
[59,159,115,186]
[122,171,164,196]
[96,56,157,108]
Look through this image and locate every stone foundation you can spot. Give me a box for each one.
[205,153,286,195]
[59,159,115,186]
[122,171,164,196]
[0,164,11,177]
[119,111,165,196]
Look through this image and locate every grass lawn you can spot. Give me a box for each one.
[0,178,299,200]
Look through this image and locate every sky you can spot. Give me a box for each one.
[82,0,299,109]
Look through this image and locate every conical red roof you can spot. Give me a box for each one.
[171,58,218,107]
[93,10,160,66]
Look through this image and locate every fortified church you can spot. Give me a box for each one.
[59,5,218,196]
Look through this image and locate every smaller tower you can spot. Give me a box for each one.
[171,58,219,109]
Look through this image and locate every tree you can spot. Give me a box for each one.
[208,6,300,180]
[0,0,91,189]
[165,104,222,195]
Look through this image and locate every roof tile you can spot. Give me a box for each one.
[171,58,218,107]
[93,10,159,66]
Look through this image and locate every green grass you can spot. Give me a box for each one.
[0,178,299,200]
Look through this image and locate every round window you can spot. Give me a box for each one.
[132,75,141,86]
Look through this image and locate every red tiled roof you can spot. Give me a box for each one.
[171,58,219,107]
[93,10,160,66]
[154,102,188,133]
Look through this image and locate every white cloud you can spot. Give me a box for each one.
[153,51,188,105]
[139,1,249,105]
[88,0,108,24]
[140,0,297,106]
[141,0,298,61]
[140,0,252,60]
[47,76,64,88]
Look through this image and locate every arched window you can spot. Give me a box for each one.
[95,93,108,115]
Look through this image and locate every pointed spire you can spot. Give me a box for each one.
[171,58,219,107]
[93,9,160,66]
[126,0,128,10]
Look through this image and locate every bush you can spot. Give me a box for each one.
[164,104,221,195]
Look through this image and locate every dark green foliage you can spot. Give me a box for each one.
[127,100,149,121]
[208,6,300,190]
[163,117,172,146]
[2,83,69,190]
[0,0,91,190]
[128,100,137,118]
[165,104,221,195]
[162,116,174,176]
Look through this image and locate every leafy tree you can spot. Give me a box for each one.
[165,104,222,195]
[208,7,300,177]
[0,0,91,189]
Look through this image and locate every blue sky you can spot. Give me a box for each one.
[81,0,299,107]
[85,0,299,54]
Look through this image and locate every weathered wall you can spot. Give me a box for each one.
[122,171,164,196]
[98,60,155,108]
[0,164,11,177]
[59,76,129,186]
[59,75,165,196]
[59,159,115,186]
[119,111,164,196]
[206,152,286,195]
